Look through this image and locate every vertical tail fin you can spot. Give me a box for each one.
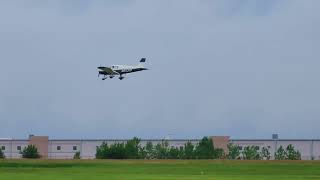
[140,58,146,63]
[138,58,146,67]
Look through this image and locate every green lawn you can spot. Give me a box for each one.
[0,160,319,180]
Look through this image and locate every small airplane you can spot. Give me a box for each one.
[97,58,148,80]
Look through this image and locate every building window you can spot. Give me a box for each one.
[57,146,61,151]
[239,146,243,150]
[73,146,77,151]
[255,146,260,150]
[17,146,21,151]
[1,146,5,151]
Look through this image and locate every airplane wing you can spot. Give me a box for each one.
[98,67,119,75]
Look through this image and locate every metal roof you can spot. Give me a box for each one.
[1,138,320,142]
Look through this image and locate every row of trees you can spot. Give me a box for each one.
[228,144,301,160]
[0,145,40,159]
[96,137,301,160]
[96,137,224,159]
[275,145,301,160]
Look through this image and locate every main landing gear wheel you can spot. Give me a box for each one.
[102,75,107,80]
[119,76,124,80]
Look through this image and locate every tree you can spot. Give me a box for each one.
[178,146,185,159]
[215,148,225,159]
[183,141,195,159]
[138,146,147,159]
[275,146,286,160]
[96,142,109,159]
[0,148,4,159]
[168,146,180,159]
[242,146,260,160]
[145,141,154,159]
[260,147,271,160]
[195,137,216,159]
[286,144,301,160]
[125,137,141,159]
[108,142,126,159]
[154,140,169,159]
[73,151,81,159]
[227,143,240,160]
[21,145,40,159]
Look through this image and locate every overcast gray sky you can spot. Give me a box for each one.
[0,0,319,139]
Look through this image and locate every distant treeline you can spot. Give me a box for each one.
[96,137,224,159]
[95,137,301,160]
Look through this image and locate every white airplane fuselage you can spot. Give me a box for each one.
[97,58,147,80]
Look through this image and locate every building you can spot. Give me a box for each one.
[0,135,319,160]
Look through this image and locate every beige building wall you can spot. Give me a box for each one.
[29,136,48,159]
[212,136,230,155]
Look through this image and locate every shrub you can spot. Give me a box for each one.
[195,137,216,159]
[0,148,4,159]
[21,145,40,159]
[96,142,109,159]
[275,145,301,160]
[227,143,240,160]
[242,146,260,160]
[73,151,81,159]
[286,144,301,160]
[275,146,287,160]
[168,146,180,159]
[154,140,169,159]
[108,142,126,159]
[138,146,147,159]
[144,141,155,159]
[260,147,271,160]
[183,141,195,159]
[125,137,141,159]
[215,148,225,159]
[95,142,126,159]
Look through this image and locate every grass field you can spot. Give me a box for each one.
[0,160,319,180]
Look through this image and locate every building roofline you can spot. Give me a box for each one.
[49,139,201,142]
[1,138,320,142]
[0,139,28,141]
[230,139,320,141]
